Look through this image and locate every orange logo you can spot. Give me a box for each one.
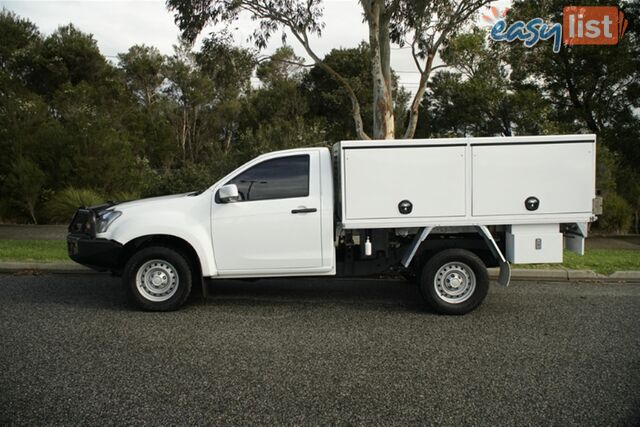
[563,6,629,45]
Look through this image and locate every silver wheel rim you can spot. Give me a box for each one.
[136,259,179,302]
[433,261,476,304]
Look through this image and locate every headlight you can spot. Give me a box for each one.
[96,210,122,233]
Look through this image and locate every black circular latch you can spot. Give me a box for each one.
[525,196,540,211]
[398,200,413,215]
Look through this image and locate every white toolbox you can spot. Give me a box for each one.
[506,224,563,264]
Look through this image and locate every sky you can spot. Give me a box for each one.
[0,0,507,91]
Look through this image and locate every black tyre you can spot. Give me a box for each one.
[419,249,489,315]
[123,246,193,311]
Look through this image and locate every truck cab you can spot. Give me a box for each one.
[210,148,335,277]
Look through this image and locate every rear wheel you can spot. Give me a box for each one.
[419,249,489,315]
[123,246,193,311]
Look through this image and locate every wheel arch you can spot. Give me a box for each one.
[118,234,203,278]
[412,233,500,270]
[407,226,510,287]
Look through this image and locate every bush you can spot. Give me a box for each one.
[143,164,219,197]
[596,192,632,234]
[45,187,105,224]
[106,191,140,203]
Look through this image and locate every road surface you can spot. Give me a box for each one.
[1,275,639,425]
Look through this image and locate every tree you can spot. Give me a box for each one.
[301,43,409,142]
[196,33,254,154]
[118,45,177,169]
[1,157,45,223]
[118,45,166,108]
[506,0,639,136]
[419,27,555,137]
[256,46,305,87]
[617,166,640,233]
[252,47,309,124]
[163,36,254,163]
[166,0,491,140]
[0,9,41,76]
[303,44,374,142]
[164,40,215,163]
[236,46,326,160]
[27,24,109,97]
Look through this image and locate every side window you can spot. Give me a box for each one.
[227,155,310,202]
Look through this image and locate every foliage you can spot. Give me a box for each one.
[506,0,639,134]
[0,9,41,75]
[303,44,375,142]
[504,0,640,180]
[143,164,219,197]
[302,43,410,141]
[166,0,490,139]
[595,145,619,196]
[0,157,45,223]
[0,8,638,230]
[256,46,304,87]
[616,165,640,233]
[44,187,105,223]
[28,24,109,96]
[421,27,557,137]
[597,193,633,234]
[108,191,141,204]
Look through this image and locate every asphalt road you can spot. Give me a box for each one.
[1,275,639,425]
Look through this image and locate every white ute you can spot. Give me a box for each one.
[67,134,599,314]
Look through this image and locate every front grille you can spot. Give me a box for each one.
[68,208,96,237]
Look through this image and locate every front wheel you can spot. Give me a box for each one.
[123,246,193,311]
[419,249,489,315]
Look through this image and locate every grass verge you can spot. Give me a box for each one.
[514,249,640,274]
[0,240,69,263]
[0,241,638,274]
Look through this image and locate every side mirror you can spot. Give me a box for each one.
[219,184,240,203]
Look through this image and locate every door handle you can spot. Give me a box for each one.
[291,207,317,214]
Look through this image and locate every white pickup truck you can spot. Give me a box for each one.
[68,134,599,314]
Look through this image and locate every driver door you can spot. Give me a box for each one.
[211,151,324,275]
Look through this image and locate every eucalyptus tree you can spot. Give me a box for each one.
[118,45,166,108]
[166,0,491,140]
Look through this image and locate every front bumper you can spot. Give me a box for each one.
[67,234,123,272]
[67,204,123,271]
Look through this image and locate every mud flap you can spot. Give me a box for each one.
[497,260,511,287]
[201,277,208,298]
[564,222,588,256]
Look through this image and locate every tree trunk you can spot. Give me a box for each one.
[191,106,199,163]
[145,87,153,108]
[404,53,435,139]
[28,201,37,224]
[290,30,370,140]
[223,128,232,153]
[181,108,187,162]
[367,2,395,140]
